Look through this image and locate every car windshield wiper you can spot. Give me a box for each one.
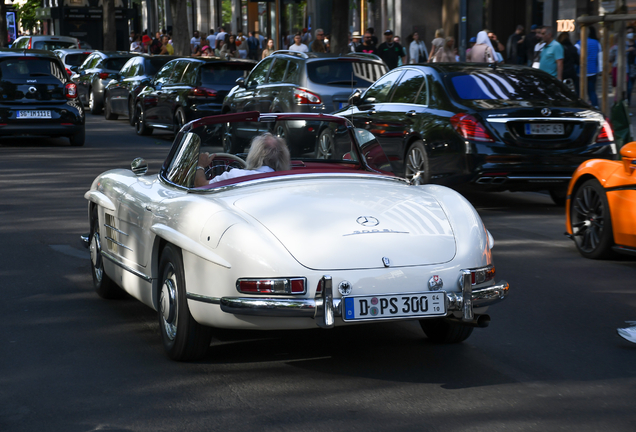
[327,80,357,85]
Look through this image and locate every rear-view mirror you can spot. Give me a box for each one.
[348,88,362,105]
[235,77,245,88]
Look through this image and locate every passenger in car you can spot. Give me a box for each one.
[195,133,291,186]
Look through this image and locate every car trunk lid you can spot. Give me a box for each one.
[233,179,456,270]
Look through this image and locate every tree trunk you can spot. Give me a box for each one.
[330,0,349,55]
[170,0,190,56]
[0,2,8,48]
[103,0,116,51]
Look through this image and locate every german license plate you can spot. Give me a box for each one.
[342,291,446,322]
[17,110,52,119]
[525,123,564,135]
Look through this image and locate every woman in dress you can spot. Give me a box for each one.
[262,39,275,59]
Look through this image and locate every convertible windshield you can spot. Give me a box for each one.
[163,116,391,189]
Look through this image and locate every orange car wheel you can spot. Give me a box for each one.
[570,179,615,259]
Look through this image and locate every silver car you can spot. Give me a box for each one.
[53,48,94,78]
[12,35,80,50]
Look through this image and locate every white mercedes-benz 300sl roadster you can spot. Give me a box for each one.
[83,112,509,361]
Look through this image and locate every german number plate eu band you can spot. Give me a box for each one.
[525,123,564,135]
[17,110,52,119]
[342,291,446,321]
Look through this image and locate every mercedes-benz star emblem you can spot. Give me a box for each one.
[541,108,551,117]
[428,275,444,290]
[357,216,379,227]
[338,281,352,295]
[28,87,37,94]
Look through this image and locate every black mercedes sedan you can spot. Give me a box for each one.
[72,51,137,115]
[103,55,180,125]
[134,57,255,136]
[333,64,617,204]
[0,49,85,146]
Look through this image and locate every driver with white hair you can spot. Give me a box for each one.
[195,133,291,187]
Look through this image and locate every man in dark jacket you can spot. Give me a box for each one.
[525,25,540,66]
[376,29,405,70]
[506,25,526,64]
[356,31,377,55]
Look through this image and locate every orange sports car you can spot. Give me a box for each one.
[566,142,636,259]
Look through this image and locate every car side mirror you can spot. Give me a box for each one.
[235,76,246,88]
[70,66,79,72]
[620,142,636,172]
[131,157,148,176]
[348,88,362,105]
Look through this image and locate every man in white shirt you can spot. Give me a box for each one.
[190,30,202,49]
[206,29,216,48]
[288,34,308,53]
[195,133,291,187]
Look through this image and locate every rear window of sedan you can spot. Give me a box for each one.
[103,57,131,71]
[200,63,252,85]
[448,70,577,102]
[307,60,387,87]
[33,40,77,50]
[64,53,91,66]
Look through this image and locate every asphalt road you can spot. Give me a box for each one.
[1,114,635,432]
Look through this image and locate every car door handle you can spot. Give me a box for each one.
[368,110,377,115]
[406,110,417,117]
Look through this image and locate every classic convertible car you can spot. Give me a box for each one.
[83,112,510,361]
[566,142,636,259]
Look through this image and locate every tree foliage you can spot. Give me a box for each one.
[16,0,40,34]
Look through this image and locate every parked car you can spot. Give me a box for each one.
[133,57,255,136]
[53,48,94,77]
[12,35,79,51]
[222,51,388,115]
[0,49,84,145]
[82,111,509,361]
[72,51,137,114]
[565,142,636,259]
[103,55,181,125]
[333,64,617,205]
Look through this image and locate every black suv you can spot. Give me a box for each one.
[134,57,255,136]
[0,49,85,146]
[223,51,388,115]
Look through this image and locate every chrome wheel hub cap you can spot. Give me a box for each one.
[90,232,103,283]
[160,277,177,341]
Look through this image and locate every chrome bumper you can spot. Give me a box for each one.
[216,273,509,329]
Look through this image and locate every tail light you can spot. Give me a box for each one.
[237,278,306,295]
[596,118,614,143]
[64,82,78,99]
[468,265,495,285]
[190,86,218,98]
[98,72,111,80]
[27,38,32,49]
[450,113,495,142]
[293,87,321,105]
[66,68,72,77]
[77,42,81,48]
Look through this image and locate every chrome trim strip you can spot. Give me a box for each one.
[104,236,133,251]
[217,281,510,322]
[101,251,152,282]
[104,223,128,236]
[486,117,599,123]
[186,293,221,304]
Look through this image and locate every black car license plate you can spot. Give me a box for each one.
[342,291,446,321]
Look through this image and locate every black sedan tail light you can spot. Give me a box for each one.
[190,87,218,98]
[450,113,495,143]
